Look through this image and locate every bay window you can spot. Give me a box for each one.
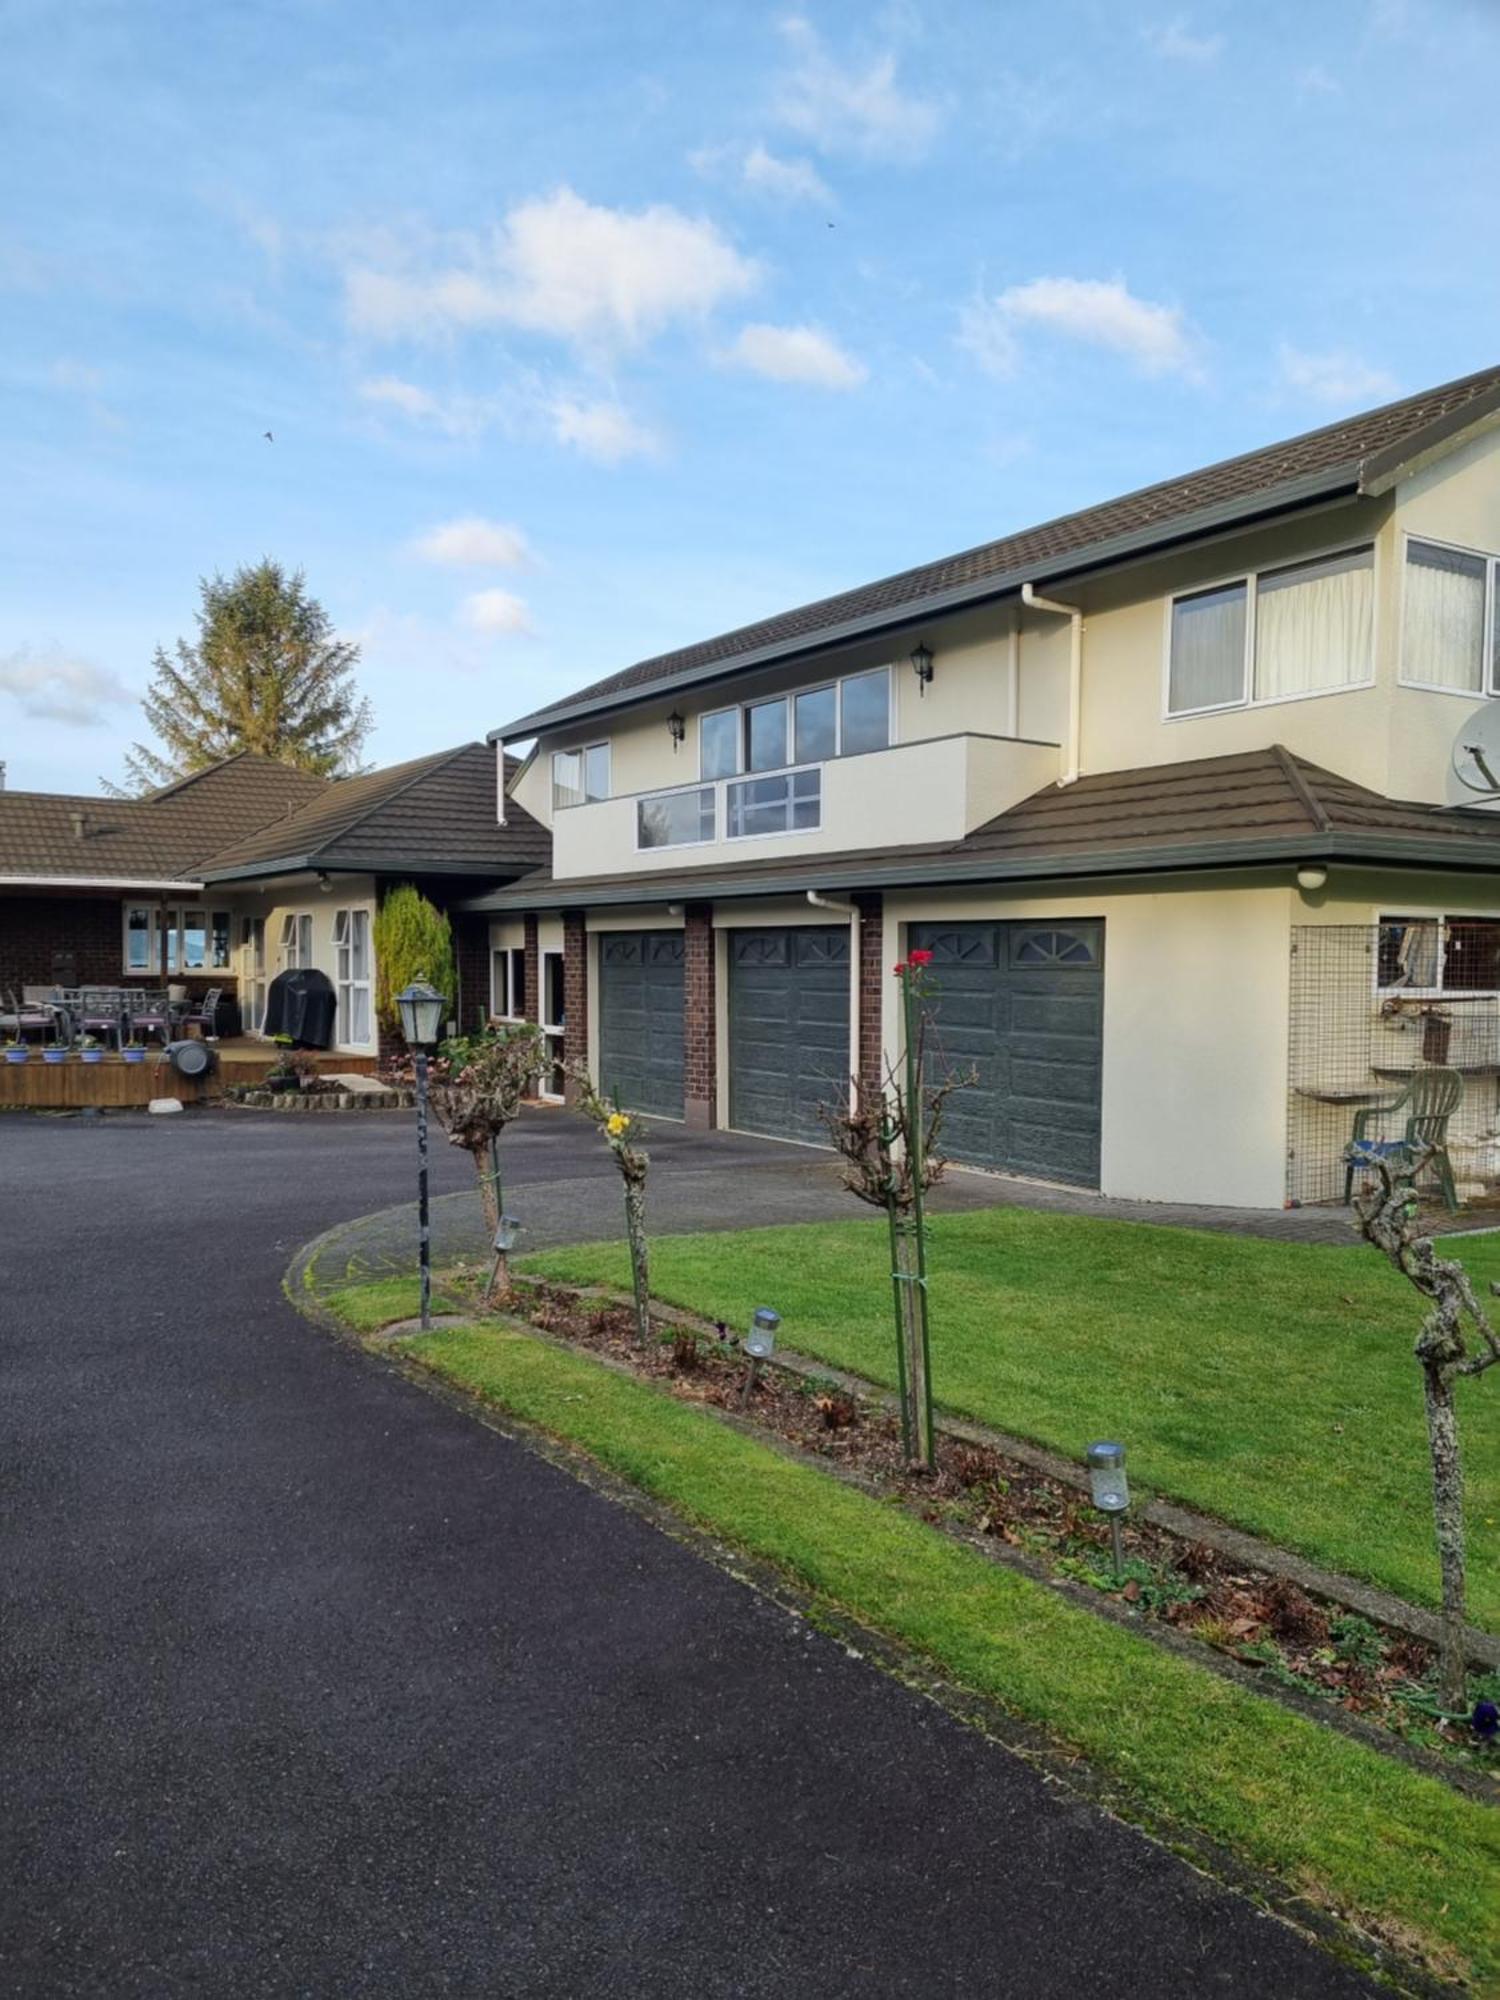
[1400,537,1499,694]
[1167,546,1374,716]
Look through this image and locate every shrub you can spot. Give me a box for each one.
[373,884,456,1032]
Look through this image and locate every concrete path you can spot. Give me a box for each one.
[1,1108,1381,1996]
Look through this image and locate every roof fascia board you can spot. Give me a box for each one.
[461,826,1500,911]
[201,853,532,883]
[0,873,206,891]
[488,465,1360,741]
[1357,393,1500,496]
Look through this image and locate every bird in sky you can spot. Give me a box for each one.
[263,430,273,442]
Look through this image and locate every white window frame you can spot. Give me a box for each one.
[490,944,527,1019]
[724,764,823,843]
[1395,530,1500,698]
[539,948,566,1101]
[121,901,232,975]
[698,664,894,780]
[1161,541,1378,721]
[278,911,315,971]
[635,782,718,852]
[552,742,612,810]
[1374,909,1500,1002]
[333,906,374,1048]
[122,903,160,975]
[240,915,267,1035]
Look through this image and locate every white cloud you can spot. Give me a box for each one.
[459,589,534,636]
[772,17,939,160]
[413,517,531,569]
[725,322,867,389]
[1296,64,1342,95]
[356,375,497,438]
[960,277,1199,379]
[1143,15,1224,62]
[549,396,662,464]
[343,187,759,352]
[1276,344,1398,407]
[0,645,133,727]
[741,144,835,204]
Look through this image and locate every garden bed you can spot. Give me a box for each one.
[439,1265,1500,1790]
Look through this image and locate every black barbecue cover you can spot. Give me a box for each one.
[263,967,338,1049]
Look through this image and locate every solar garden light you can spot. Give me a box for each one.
[397,975,446,1332]
[1086,1439,1130,1582]
[485,1213,521,1302]
[740,1306,781,1407]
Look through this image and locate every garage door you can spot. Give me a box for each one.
[910,920,1103,1187]
[597,931,685,1118]
[729,926,851,1145]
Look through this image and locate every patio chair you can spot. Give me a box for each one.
[180,986,224,1040]
[76,989,127,1049]
[128,991,173,1045]
[1343,1065,1464,1213]
[0,988,20,1038]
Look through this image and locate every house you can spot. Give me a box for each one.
[1,743,546,1059]
[466,361,1500,1210]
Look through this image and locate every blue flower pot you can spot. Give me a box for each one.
[42,1048,66,1065]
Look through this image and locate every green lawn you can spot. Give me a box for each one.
[391,1316,1500,1990]
[524,1208,1500,1630]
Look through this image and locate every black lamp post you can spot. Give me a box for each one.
[397,975,446,1331]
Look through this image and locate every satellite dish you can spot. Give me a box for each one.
[1448,702,1500,808]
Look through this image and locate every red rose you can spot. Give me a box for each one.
[892,962,908,976]
[908,948,934,967]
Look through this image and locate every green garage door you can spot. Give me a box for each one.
[729,926,851,1145]
[597,931,685,1118]
[910,920,1104,1187]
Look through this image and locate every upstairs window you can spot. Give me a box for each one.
[552,743,611,809]
[700,665,891,778]
[1400,538,1499,695]
[1167,546,1373,716]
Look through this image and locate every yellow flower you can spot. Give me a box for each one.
[606,1112,630,1136]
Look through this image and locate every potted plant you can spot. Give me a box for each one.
[4,1037,28,1065]
[121,1040,146,1065]
[78,1036,104,1065]
[41,1042,67,1065]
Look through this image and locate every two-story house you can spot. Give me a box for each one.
[466,363,1500,1212]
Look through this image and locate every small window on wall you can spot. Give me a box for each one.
[491,946,527,1018]
[278,912,314,968]
[1167,547,1374,715]
[1378,914,1500,994]
[1401,539,1497,694]
[124,904,157,973]
[552,744,610,809]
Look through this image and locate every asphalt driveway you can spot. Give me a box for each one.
[1,1107,1378,1997]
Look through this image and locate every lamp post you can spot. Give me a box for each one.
[397,975,447,1331]
[1086,1439,1130,1582]
[740,1305,781,1407]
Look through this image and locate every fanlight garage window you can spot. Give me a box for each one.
[1167,546,1374,716]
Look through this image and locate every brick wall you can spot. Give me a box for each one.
[451,912,491,1036]
[522,916,539,1022]
[562,911,588,1104]
[1,892,236,1011]
[683,902,716,1129]
[855,891,885,1104]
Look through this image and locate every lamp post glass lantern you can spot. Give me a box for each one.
[740,1305,781,1405]
[397,974,447,1332]
[1086,1440,1130,1581]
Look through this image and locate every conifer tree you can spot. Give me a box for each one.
[110,560,372,793]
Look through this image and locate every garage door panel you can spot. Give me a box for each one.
[911,918,1103,1188]
[598,931,684,1119]
[729,926,851,1145]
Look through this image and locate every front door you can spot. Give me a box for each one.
[240,916,267,1035]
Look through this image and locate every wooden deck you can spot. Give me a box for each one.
[0,1039,379,1109]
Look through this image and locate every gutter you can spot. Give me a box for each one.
[1020,583,1082,786]
[488,467,1362,741]
[0,874,206,892]
[200,855,537,885]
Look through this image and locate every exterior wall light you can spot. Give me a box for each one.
[740,1305,781,1406]
[667,710,686,751]
[1086,1439,1130,1580]
[1296,864,1328,892]
[909,643,934,695]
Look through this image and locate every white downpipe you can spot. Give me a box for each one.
[1021,582,1083,787]
[494,738,507,825]
[807,889,860,1113]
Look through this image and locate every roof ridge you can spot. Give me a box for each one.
[316,744,471,845]
[1270,744,1332,834]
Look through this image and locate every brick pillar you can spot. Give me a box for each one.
[683,902,717,1129]
[855,892,884,1104]
[452,913,491,1034]
[562,911,588,1105]
[522,915,540,1023]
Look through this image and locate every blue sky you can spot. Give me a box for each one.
[3,0,1498,793]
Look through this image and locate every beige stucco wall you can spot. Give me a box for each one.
[226,872,378,1052]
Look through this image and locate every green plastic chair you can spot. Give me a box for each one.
[1344,1065,1464,1212]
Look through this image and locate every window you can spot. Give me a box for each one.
[122,902,231,975]
[638,786,716,849]
[1378,915,1500,994]
[1166,546,1374,716]
[491,945,527,1018]
[240,916,267,1035]
[745,696,788,772]
[839,667,891,753]
[727,768,821,839]
[540,950,566,1099]
[794,685,836,763]
[278,912,314,969]
[700,709,740,779]
[552,743,611,809]
[334,908,372,1045]
[1401,538,1498,694]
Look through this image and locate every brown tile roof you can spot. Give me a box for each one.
[495,362,1500,738]
[199,743,549,879]
[465,748,1500,909]
[0,754,328,883]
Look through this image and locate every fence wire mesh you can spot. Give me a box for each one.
[1287,920,1500,1206]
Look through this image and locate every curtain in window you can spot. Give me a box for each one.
[1254,547,1373,700]
[1402,541,1486,690]
[1168,582,1246,712]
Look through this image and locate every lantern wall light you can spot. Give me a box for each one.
[667,710,686,751]
[909,642,934,696]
